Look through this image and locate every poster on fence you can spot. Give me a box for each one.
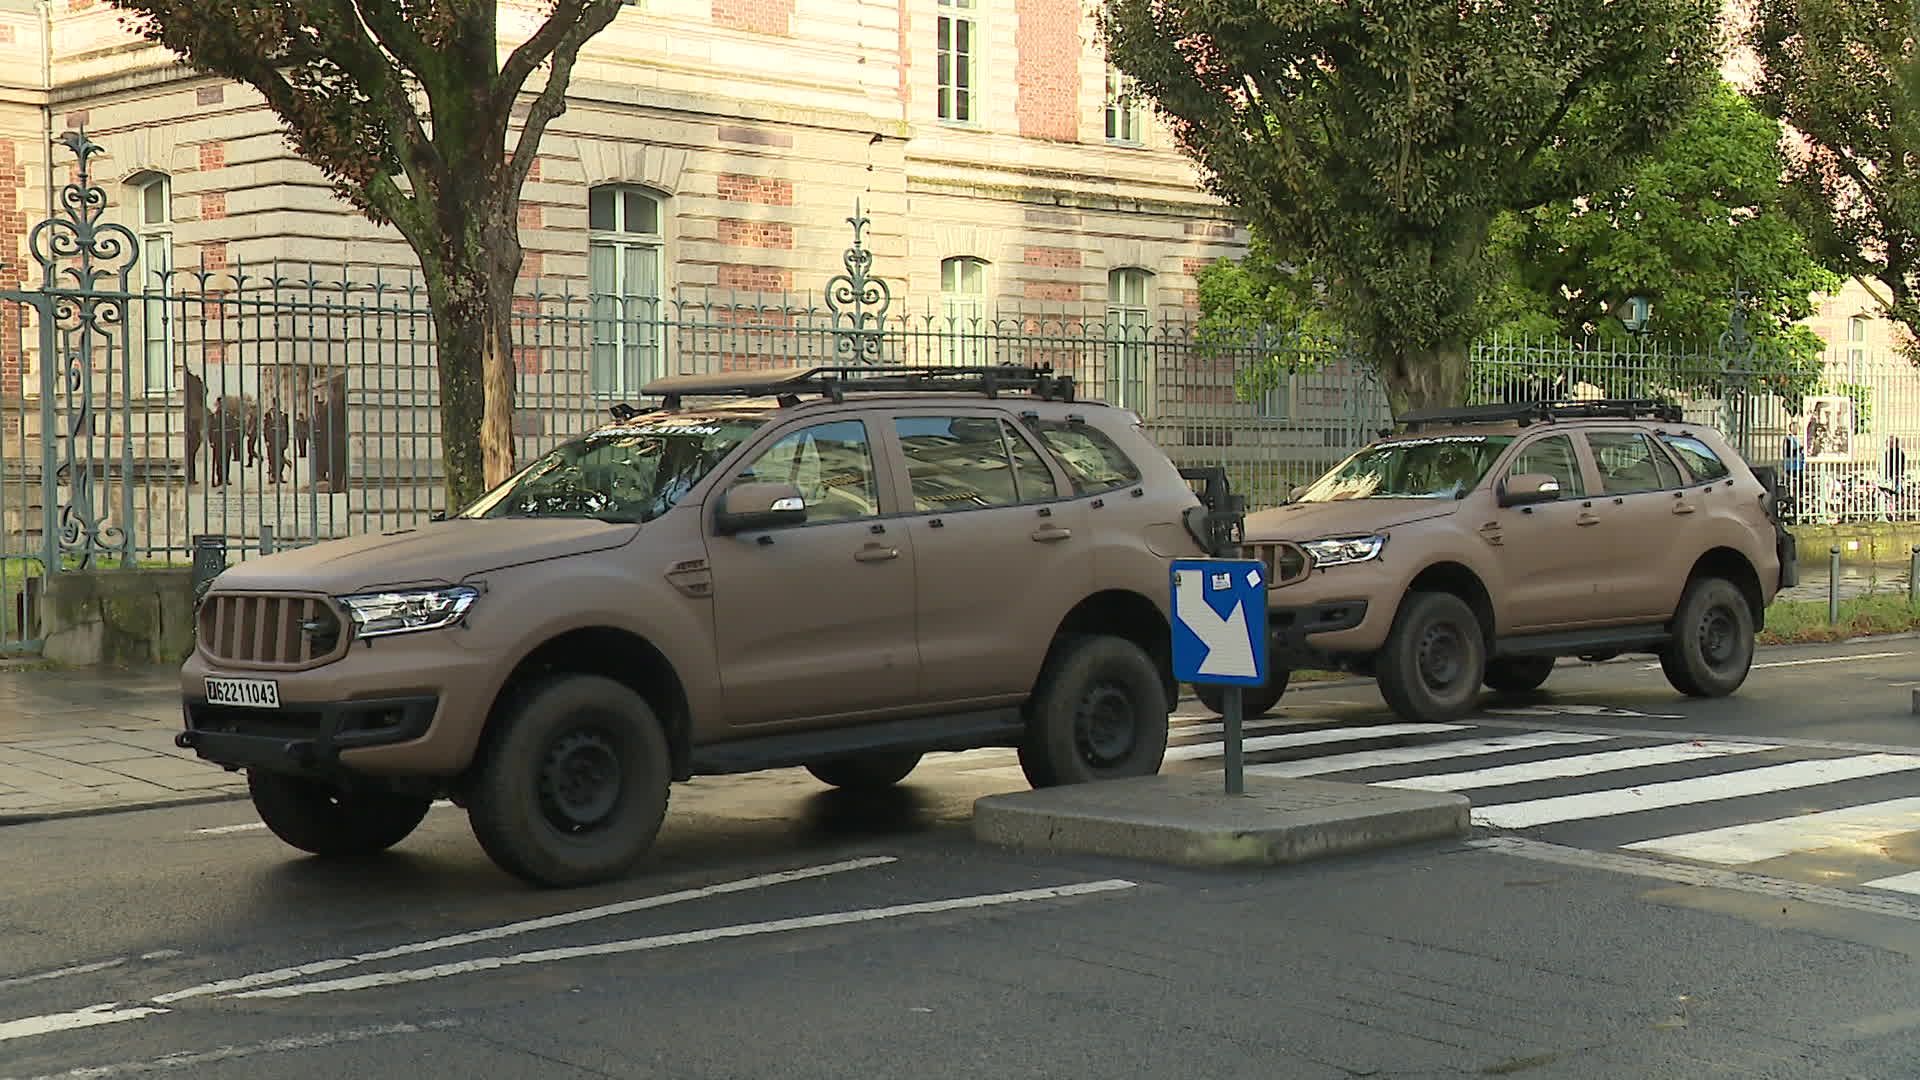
[1801,395,1856,463]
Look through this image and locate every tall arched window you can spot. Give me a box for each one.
[939,256,988,363]
[132,173,173,394]
[588,185,664,397]
[1106,267,1153,411]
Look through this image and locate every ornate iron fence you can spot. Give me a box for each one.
[5,132,1920,656]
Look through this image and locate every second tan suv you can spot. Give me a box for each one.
[176,364,1234,888]
[1199,400,1795,723]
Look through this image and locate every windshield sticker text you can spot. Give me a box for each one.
[620,424,722,436]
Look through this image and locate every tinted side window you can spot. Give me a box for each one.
[734,420,878,524]
[1506,435,1585,498]
[1587,431,1682,494]
[1032,420,1142,494]
[1659,434,1731,481]
[1001,420,1058,501]
[894,415,1021,511]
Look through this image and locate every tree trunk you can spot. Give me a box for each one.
[1380,344,1471,417]
[426,255,519,510]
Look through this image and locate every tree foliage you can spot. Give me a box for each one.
[1099,0,1724,413]
[109,0,624,506]
[1747,0,1920,361]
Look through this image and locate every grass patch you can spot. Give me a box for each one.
[1760,592,1920,646]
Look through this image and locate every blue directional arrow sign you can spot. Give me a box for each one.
[1170,558,1269,687]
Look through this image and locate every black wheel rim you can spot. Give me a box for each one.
[1074,682,1137,768]
[1417,620,1468,692]
[538,726,623,833]
[1697,603,1741,670]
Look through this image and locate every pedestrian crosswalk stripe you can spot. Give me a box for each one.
[1861,870,1920,895]
[1160,723,1466,763]
[1474,753,1920,829]
[1620,797,1920,865]
[1246,732,1613,779]
[1380,741,1779,793]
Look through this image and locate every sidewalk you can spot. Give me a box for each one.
[0,665,245,823]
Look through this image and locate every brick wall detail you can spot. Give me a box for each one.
[199,192,226,220]
[718,264,794,292]
[0,142,22,395]
[1015,0,1080,140]
[716,173,794,206]
[198,142,225,171]
[1025,281,1081,302]
[1024,246,1081,269]
[712,0,793,35]
[718,218,795,249]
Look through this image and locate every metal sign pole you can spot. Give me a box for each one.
[1223,685,1244,795]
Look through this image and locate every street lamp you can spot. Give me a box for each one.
[1619,294,1652,335]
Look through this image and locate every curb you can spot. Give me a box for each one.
[0,787,247,827]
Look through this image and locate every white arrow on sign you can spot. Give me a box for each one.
[1174,568,1257,679]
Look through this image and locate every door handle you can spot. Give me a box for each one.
[1672,502,1696,515]
[1030,525,1073,543]
[1576,512,1600,527]
[854,544,900,563]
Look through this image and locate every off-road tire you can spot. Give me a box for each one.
[805,751,924,791]
[1193,669,1291,717]
[1659,577,1755,698]
[466,674,671,889]
[1018,635,1169,788]
[1375,591,1487,724]
[1483,657,1555,695]
[247,771,430,857]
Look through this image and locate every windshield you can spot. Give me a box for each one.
[460,418,763,523]
[1297,434,1516,502]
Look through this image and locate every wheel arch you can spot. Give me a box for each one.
[1046,589,1176,705]
[475,626,695,783]
[1403,561,1496,642]
[1686,547,1765,631]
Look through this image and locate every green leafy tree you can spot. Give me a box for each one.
[1099,0,1723,414]
[110,0,623,505]
[1747,0,1920,362]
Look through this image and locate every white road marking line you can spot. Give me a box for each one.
[1466,717,1920,757]
[1622,797,1920,864]
[232,879,1137,1000]
[1383,741,1779,792]
[1484,704,1685,719]
[1475,753,1920,829]
[1161,723,1467,763]
[2,1019,460,1080]
[1469,837,1920,922]
[0,1004,169,1046]
[1164,716,1357,742]
[152,855,895,1004]
[1246,732,1614,778]
[1860,871,1920,896]
[0,959,127,991]
[1639,650,1904,672]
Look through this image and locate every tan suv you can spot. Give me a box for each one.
[1199,400,1796,724]
[177,364,1234,887]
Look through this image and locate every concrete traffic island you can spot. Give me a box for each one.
[972,773,1471,868]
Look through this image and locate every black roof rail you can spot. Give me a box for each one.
[633,363,1078,411]
[1396,398,1683,431]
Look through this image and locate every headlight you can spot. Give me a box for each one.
[337,586,479,638]
[1302,535,1386,568]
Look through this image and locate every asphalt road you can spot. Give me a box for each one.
[5,639,1920,1078]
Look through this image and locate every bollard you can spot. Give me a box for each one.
[1830,545,1841,625]
[259,524,275,557]
[1910,546,1918,608]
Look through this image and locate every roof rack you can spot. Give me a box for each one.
[629,363,1078,411]
[1395,398,1683,432]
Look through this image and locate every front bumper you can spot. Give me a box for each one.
[177,695,438,777]
[1268,600,1370,670]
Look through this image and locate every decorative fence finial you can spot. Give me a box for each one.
[825,200,891,364]
[1718,275,1756,367]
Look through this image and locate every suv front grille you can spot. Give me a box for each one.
[197,593,349,669]
[1246,542,1311,588]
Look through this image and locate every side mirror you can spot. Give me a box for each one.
[1288,484,1310,503]
[715,481,807,535]
[1498,472,1563,508]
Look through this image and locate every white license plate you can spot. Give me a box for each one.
[205,677,281,710]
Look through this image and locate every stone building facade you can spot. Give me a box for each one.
[0,0,1246,402]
